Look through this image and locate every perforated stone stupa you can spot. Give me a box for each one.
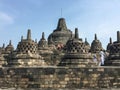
[8,29,46,67]
[105,31,120,66]
[90,34,103,53]
[5,40,14,54]
[84,38,91,52]
[38,32,48,48]
[59,28,97,67]
[38,32,53,54]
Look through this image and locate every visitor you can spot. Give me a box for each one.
[99,51,105,66]
[93,54,97,65]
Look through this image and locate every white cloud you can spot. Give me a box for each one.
[0,12,14,24]
[0,11,14,30]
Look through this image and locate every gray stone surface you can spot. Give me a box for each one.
[48,18,73,46]
[105,31,120,66]
[59,28,96,67]
[0,67,119,89]
[90,34,103,53]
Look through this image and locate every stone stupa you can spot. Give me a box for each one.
[8,29,46,67]
[48,18,73,46]
[59,28,97,67]
[90,34,103,53]
[105,31,120,66]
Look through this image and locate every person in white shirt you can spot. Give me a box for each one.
[99,51,105,66]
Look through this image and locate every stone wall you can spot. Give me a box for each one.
[0,66,119,89]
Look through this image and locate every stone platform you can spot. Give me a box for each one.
[0,88,120,90]
[0,66,119,89]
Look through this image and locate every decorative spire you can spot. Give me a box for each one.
[117,31,120,42]
[35,39,37,43]
[110,37,112,44]
[85,38,87,42]
[27,29,31,40]
[9,40,12,45]
[42,32,45,40]
[21,36,23,41]
[95,34,97,40]
[85,38,89,45]
[75,28,79,39]
[2,43,5,48]
[57,18,67,30]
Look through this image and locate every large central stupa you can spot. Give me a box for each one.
[48,18,73,46]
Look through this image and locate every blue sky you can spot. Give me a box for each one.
[0,0,120,49]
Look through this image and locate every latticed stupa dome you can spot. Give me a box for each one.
[59,28,96,67]
[90,34,103,53]
[109,31,120,59]
[8,29,47,67]
[66,39,87,53]
[84,38,90,52]
[66,28,88,54]
[0,44,5,54]
[38,32,53,55]
[84,38,90,46]
[17,29,37,54]
[38,32,48,48]
[48,18,72,45]
[5,40,14,53]
[105,31,120,66]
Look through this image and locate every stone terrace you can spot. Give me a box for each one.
[0,66,119,89]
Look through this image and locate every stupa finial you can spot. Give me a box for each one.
[21,36,23,41]
[2,43,5,48]
[57,18,67,30]
[117,31,120,42]
[27,29,31,40]
[95,34,97,40]
[110,37,112,44]
[42,32,45,40]
[9,40,12,45]
[85,38,87,42]
[75,28,79,39]
[35,39,37,43]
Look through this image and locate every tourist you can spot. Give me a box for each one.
[93,54,97,65]
[99,51,105,66]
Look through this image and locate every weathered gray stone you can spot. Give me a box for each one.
[0,17,119,89]
[105,31,120,66]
